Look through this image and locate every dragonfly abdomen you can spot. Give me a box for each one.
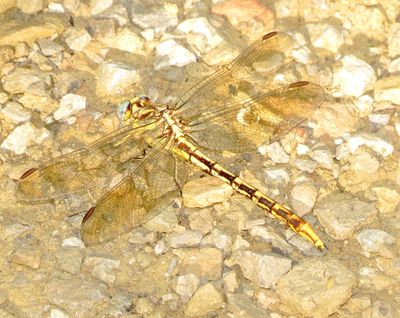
[173,134,325,250]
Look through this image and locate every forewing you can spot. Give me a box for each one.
[16,119,163,202]
[187,81,325,152]
[175,32,294,120]
[81,145,181,246]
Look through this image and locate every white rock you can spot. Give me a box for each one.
[296,144,309,155]
[177,17,224,52]
[345,133,393,157]
[154,239,167,255]
[289,184,318,216]
[174,274,200,299]
[62,236,85,248]
[263,168,290,188]
[131,9,178,31]
[388,23,400,57]
[53,93,86,121]
[90,0,113,15]
[97,61,140,95]
[1,123,49,154]
[332,55,376,97]
[310,148,334,169]
[368,113,390,125]
[356,229,395,257]
[64,27,92,51]
[355,95,374,116]
[374,76,400,104]
[100,28,143,53]
[292,46,313,64]
[293,159,318,173]
[2,101,31,123]
[389,57,400,73]
[308,23,345,53]
[141,29,154,41]
[155,39,196,70]
[48,2,65,13]
[259,142,289,163]
[50,308,69,318]
[200,228,232,254]
[97,4,129,26]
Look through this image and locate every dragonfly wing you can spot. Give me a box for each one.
[187,81,325,152]
[176,32,294,120]
[81,145,181,246]
[16,119,163,202]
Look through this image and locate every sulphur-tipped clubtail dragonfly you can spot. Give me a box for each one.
[16,32,325,249]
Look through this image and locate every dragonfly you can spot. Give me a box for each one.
[16,31,325,249]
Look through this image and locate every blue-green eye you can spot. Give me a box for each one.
[117,101,130,120]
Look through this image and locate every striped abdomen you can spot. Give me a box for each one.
[173,136,324,250]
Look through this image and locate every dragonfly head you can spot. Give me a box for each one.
[117,96,154,123]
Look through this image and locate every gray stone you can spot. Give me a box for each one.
[227,293,269,318]
[185,283,224,317]
[47,275,108,318]
[82,255,120,285]
[37,38,64,56]
[180,248,223,281]
[227,250,292,288]
[166,229,203,248]
[182,176,233,208]
[56,247,84,275]
[314,193,378,240]
[1,101,31,124]
[276,257,357,317]
[173,274,200,300]
[64,27,92,51]
[356,229,396,258]
[289,183,318,216]
[259,142,289,164]
[9,244,41,269]
[2,68,46,96]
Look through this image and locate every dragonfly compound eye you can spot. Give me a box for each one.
[138,96,151,108]
[117,100,132,122]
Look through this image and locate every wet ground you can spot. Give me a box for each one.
[0,0,399,317]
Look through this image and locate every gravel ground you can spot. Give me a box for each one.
[0,1,399,317]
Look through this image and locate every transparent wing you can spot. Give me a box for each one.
[175,32,294,120]
[16,119,164,202]
[187,81,325,152]
[81,145,181,245]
